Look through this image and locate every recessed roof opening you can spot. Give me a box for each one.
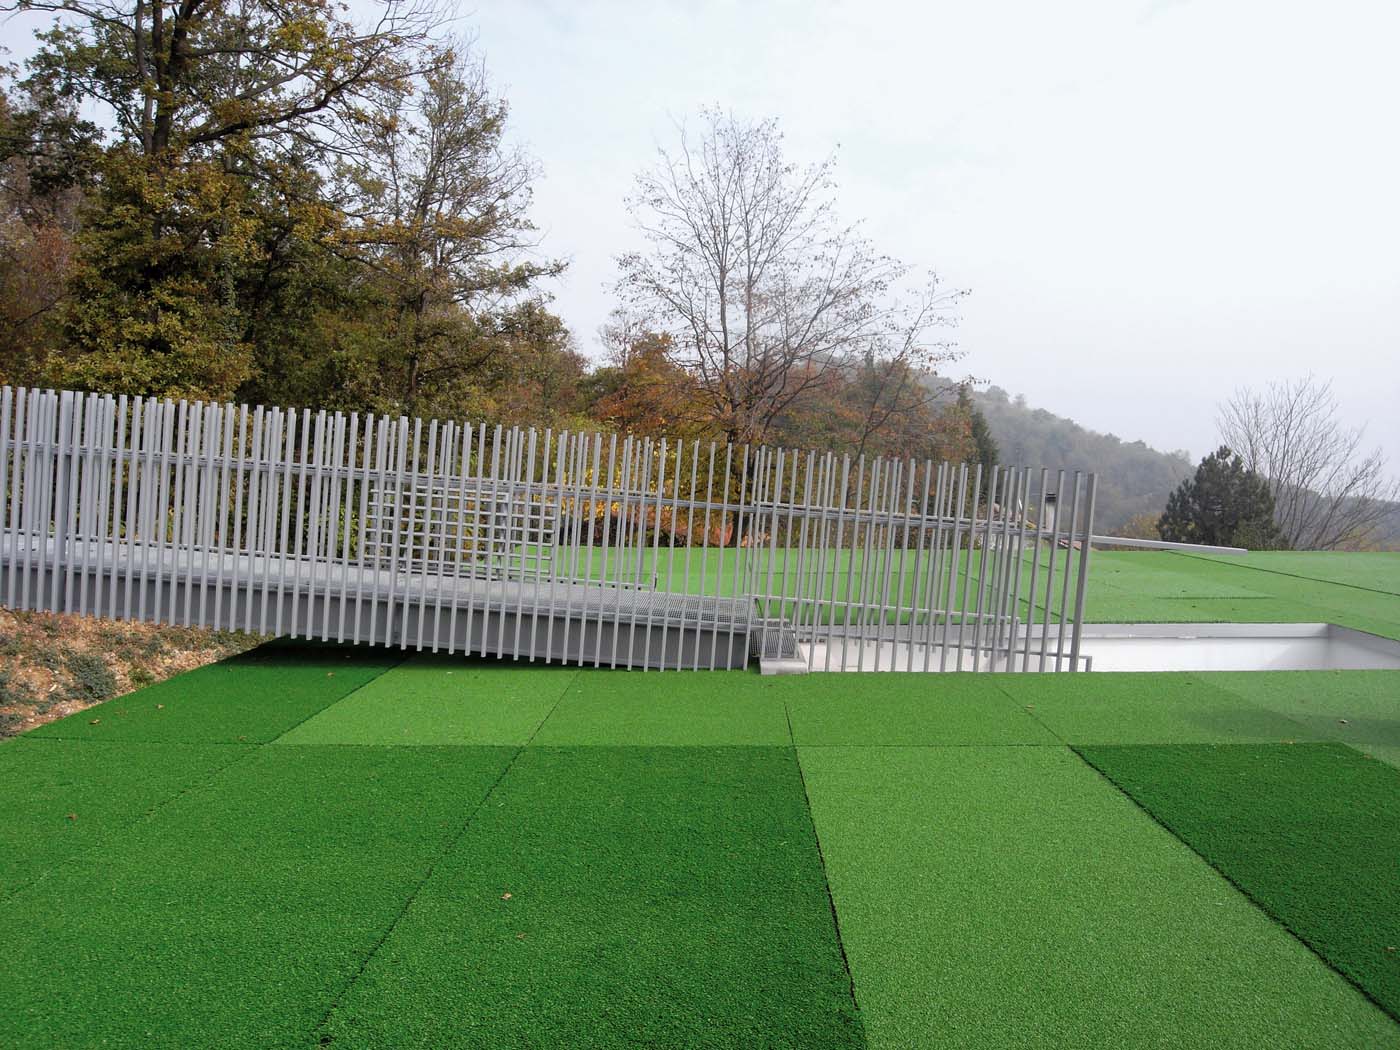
[781,624,1400,674]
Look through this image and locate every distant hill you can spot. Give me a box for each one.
[970,386,1192,533]
[1361,501,1400,551]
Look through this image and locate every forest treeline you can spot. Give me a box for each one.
[973,385,1400,547]
[968,386,1192,532]
[0,0,988,468]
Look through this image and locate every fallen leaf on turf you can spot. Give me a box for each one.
[1339,719,1350,725]
[501,892,512,900]
[88,718,100,725]
[65,813,77,821]
[156,704,164,710]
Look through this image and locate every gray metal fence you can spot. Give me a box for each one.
[0,386,1097,672]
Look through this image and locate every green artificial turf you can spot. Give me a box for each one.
[1203,670,1400,765]
[318,746,865,1049]
[996,671,1322,744]
[1154,555,1400,638]
[0,744,514,1049]
[1206,574,1400,635]
[1070,551,1272,600]
[1075,741,1400,1023]
[277,653,577,745]
[531,669,791,745]
[798,744,1399,1049]
[0,738,251,894]
[1189,551,1400,597]
[1008,550,1400,638]
[530,547,1400,634]
[30,642,404,743]
[779,672,1056,746]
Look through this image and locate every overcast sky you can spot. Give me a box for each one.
[458,0,1398,466]
[5,0,1396,466]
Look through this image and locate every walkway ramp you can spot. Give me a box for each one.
[0,387,1098,672]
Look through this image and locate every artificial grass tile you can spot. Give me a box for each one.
[1361,744,1400,770]
[996,671,1321,744]
[1074,742,1400,1023]
[1089,552,1273,599]
[1188,551,1400,597]
[30,642,403,743]
[1204,670,1400,753]
[318,746,864,1049]
[1085,592,1321,626]
[276,653,576,745]
[798,744,1398,1050]
[0,744,514,1050]
[1163,555,1400,639]
[530,669,792,745]
[0,738,250,895]
[779,673,1056,746]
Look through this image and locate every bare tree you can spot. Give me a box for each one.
[615,109,964,447]
[1217,376,1399,550]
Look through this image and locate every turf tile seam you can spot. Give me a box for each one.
[1069,750,1400,1030]
[32,642,412,744]
[784,702,862,1015]
[988,678,1070,745]
[0,742,259,902]
[308,743,528,1042]
[265,665,406,744]
[317,746,865,1049]
[7,647,408,903]
[281,658,582,747]
[0,745,518,1048]
[261,650,436,746]
[1173,551,1400,599]
[798,743,1400,1049]
[308,671,574,1041]
[794,741,1063,748]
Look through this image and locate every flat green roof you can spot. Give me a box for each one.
[4,551,1399,1048]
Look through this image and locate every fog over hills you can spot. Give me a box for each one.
[969,386,1191,533]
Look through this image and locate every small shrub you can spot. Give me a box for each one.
[0,668,35,708]
[65,652,118,703]
[129,665,156,687]
[139,633,168,658]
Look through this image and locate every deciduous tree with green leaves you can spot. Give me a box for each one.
[9,0,444,399]
[331,42,565,417]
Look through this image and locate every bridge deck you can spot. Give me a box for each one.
[1,536,753,670]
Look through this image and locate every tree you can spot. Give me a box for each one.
[0,77,98,385]
[584,311,709,439]
[1118,512,1162,540]
[615,109,965,447]
[9,0,444,399]
[962,387,1000,474]
[331,42,563,417]
[1218,376,1399,550]
[1158,446,1287,550]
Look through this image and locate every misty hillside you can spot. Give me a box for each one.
[972,386,1191,532]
